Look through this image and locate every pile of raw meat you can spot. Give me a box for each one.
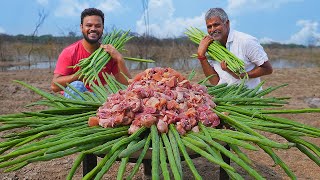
[90,67,220,135]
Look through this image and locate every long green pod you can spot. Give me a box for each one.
[0,146,13,156]
[0,149,47,168]
[0,137,30,149]
[258,145,296,179]
[110,126,146,153]
[87,136,126,155]
[213,109,294,149]
[194,133,265,180]
[151,125,160,180]
[28,142,101,163]
[169,125,202,180]
[0,136,79,162]
[295,144,320,166]
[168,129,183,177]
[9,125,87,152]
[15,130,61,147]
[182,136,207,148]
[116,141,136,180]
[54,82,85,101]
[188,133,243,180]
[15,112,94,137]
[181,138,235,172]
[53,98,102,107]
[259,108,320,114]
[159,137,170,180]
[123,56,155,63]
[217,105,320,134]
[90,83,109,102]
[198,124,222,159]
[229,144,252,165]
[161,133,181,180]
[255,83,288,98]
[282,136,320,157]
[83,146,124,180]
[192,131,258,151]
[3,161,29,173]
[118,137,147,158]
[66,152,85,180]
[126,134,151,180]
[0,124,26,132]
[45,130,128,154]
[207,128,294,149]
[248,125,306,137]
[39,107,97,115]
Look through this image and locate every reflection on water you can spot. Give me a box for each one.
[125,58,200,70]
[271,59,317,68]
[0,61,56,71]
[0,59,319,72]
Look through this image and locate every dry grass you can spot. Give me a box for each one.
[1,40,320,66]
[265,47,320,62]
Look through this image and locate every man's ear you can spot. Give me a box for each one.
[226,20,230,29]
[226,20,230,26]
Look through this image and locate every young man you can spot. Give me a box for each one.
[197,8,273,89]
[51,8,131,98]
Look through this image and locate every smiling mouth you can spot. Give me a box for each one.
[88,33,99,39]
[210,31,220,39]
[211,31,220,35]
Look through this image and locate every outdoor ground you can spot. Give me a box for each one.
[0,67,319,180]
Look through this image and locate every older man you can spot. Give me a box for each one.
[197,8,273,89]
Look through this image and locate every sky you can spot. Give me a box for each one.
[0,0,319,46]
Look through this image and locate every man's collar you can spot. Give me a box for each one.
[225,29,235,49]
[227,29,235,43]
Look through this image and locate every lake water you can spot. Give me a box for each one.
[0,58,319,71]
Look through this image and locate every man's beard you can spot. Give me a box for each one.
[83,32,101,44]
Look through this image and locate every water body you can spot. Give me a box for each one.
[0,58,319,72]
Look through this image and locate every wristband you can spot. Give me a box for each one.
[197,55,207,61]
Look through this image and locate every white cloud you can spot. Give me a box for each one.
[226,0,302,15]
[259,20,320,46]
[136,0,204,38]
[286,20,320,46]
[54,0,89,17]
[54,0,123,17]
[0,26,5,34]
[259,37,276,44]
[97,0,122,13]
[37,0,49,6]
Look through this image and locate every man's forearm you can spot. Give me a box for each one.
[199,60,219,85]
[114,59,132,85]
[118,60,132,79]
[240,61,273,79]
[51,74,79,92]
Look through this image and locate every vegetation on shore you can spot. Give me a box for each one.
[0,33,320,66]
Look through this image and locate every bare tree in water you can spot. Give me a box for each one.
[27,9,48,68]
[139,0,150,70]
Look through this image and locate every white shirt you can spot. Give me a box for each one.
[209,29,268,89]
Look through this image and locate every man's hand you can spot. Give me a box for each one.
[100,44,132,85]
[197,35,214,57]
[220,60,240,79]
[220,60,228,71]
[51,73,82,92]
[101,44,123,63]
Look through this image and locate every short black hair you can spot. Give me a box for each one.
[81,8,104,24]
[205,8,229,23]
